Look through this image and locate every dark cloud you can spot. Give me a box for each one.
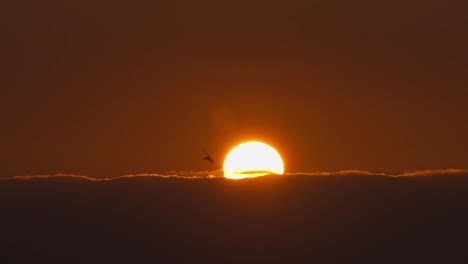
[1,169,468,263]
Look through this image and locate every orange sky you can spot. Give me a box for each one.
[1,0,467,177]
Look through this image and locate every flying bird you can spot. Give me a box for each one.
[203,148,214,164]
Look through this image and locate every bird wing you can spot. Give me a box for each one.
[202,148,214,163]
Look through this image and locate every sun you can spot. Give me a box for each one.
[223,141,284,179]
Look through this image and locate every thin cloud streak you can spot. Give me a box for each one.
[286,169,468,177]
[2,169,468,182]
[3,170,224,181]
[286,170,388,177]
[397,169,468,177]
[8,173,100,181]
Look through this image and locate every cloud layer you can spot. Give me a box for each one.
[2,169,468,182]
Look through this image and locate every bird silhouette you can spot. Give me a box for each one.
[202,148,214,164]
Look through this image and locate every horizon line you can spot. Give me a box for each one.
[1,168,468,182]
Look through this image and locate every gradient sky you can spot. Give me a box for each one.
[1,0,467,177]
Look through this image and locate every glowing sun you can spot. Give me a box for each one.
[223,141,284,179]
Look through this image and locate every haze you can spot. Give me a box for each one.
[1,0,467,177]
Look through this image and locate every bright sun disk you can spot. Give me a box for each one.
[223,141,284,179]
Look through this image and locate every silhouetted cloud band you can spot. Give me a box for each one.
[2,169,468,182]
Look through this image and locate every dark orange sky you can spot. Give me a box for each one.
[1,0,467,177]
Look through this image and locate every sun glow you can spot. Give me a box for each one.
[223,141,284,179]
